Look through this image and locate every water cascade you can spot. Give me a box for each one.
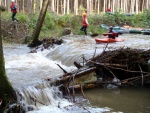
[3,34,150,113]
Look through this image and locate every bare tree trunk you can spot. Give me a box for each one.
[0,10,15,112]
[125,0,128,13]
[112,0,114,12]
[74,0,78,15]
[33,0,36,13]
[91,0,93,14]
[103,0,106,12]
[142,0,144,12]
[135,0,138,14]
[94,0,97,13]
[57,0,59,14]
[67,0,69,14]
[64,0,66,14]
[26,0,32,13]
[5,0,6,7]
[90,0,92,14]
[97,0,99,14]
[123,0,125,13]
[61,0,63,14]
[40,0,43,10]
[51,0,54,12]
[146,0,148,9]
[0,0,4,6]
[7,0,11,12]
[29,0,49,47]
[87,0,89,14]
[108,0,110,9]
[5,0,150,15]
[89,0,90,14]
[120,0,122,11]
[131,0,135,14]
[23,0,24,12]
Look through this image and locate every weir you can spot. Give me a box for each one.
[3,34,150,113]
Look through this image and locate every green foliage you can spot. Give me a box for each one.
[78,5,86,14]
[101,12,128,26]
[100,9,150,28]
[55,14,71,27]
[28,13,38,29]
[70,15,81,29]
[70,15,82,34]
[2,9,150,40]
[1,12,11,21]
[40,13,70,37]
[43,12,55,29]
[113,12,126,25]
[17,12,29,22]
[88,15,103,25]
[129,13,145,27]
[88,15,104,34]
[143,9,150,28]
[102,14,116,26]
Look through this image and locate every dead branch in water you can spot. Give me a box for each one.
[138,65,144,86]
[45,48,150,94]
[121,74,150,85]
[80,84,87,99]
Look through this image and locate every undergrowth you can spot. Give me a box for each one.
[1,9,150,40]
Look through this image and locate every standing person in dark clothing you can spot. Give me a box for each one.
[10,0,18,22]
[80,13,89,35]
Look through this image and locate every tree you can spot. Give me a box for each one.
[28,0,49,47]
[0,10,15,112]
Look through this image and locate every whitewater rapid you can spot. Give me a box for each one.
[3,34,150,113]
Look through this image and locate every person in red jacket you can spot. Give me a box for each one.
[106,8,111,13]
[10,0,18,22]
[80,13,89,35]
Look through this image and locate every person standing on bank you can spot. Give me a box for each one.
[10,0,18,22]
[80,13,88,35]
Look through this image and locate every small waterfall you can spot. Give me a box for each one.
[4,34,150,113]
[14,82,63,112]
[46,35,101,66]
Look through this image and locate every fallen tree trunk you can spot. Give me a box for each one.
[55,67,97,85]
[121,73,150,86]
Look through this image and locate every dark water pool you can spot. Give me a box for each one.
[84,86,150,113]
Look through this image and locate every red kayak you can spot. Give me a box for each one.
[95,37,125,43]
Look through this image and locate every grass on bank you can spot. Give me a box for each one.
[1,9,150,41]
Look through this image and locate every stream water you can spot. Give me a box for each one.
[3,34,150,113]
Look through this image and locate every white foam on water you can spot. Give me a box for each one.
[3,34,150,113]
[27,104,112,113]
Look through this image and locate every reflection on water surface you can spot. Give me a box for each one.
[83,86,150,113]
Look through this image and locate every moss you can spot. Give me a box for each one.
[0,55,16,112]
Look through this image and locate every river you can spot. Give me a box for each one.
[3,34,150,113]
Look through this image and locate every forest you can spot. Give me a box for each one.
[1,0,150,15]
[0,0,150,113]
